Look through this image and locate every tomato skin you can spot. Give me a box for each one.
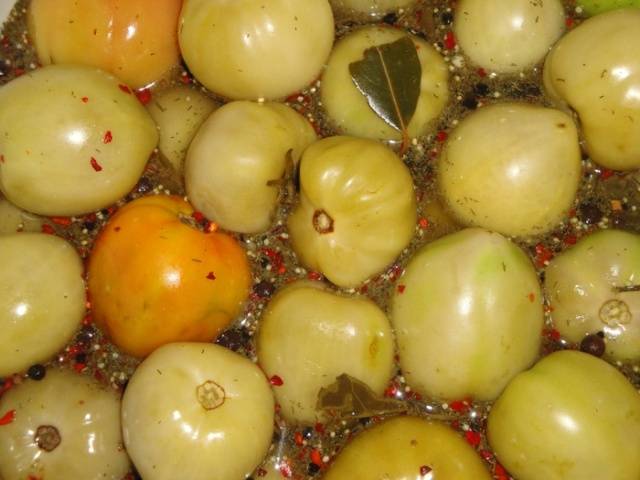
[28,0,182,88]
[487,350,640,480]
[87,195,251,358]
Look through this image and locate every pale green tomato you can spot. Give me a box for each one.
[0,199,43,234]
[579,0,640,15]
[488,350,640,480]
[0,369,130,480]
[454,0,565,73]
[391,228,543,401]
[545,229,640,361]
[186,101,317,234]
[122,343,274,480]
[288,136,417,288]
[179,0,334,100]
[256,280,395,424]
[323,416,492,480]
[0,65,157,216]
[0,233,85,377]
[146,86,217,173]
[544,8,640,170]
[438,103,582,237]
[321,26,449,142]
[330,0,417,16]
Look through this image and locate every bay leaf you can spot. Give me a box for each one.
[349,36,422,138]
[316,373,407,419]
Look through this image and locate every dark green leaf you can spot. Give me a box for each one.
[316,373,407,419]
[349,36,422,133]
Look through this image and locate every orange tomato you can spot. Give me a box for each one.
[87,195,251,358]
[28,0,182,88]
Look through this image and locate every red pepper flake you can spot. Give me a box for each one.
[495,463,510,480]
[41,224,55,235]
[543,328,561,341]
[528,292,536,303]
[81,96,89,103]
[206,272,216,280]
[314,422,325,434]
[118,84,132,94]
[90,157,103,172]
[103,130,113,144]
[418,217,429,229]
[14,68,25,77]
[477,68,487,77]
[599,168,614,180]
[420,465,432,476]
[310,449,323,466]
[563,234,577,246]
[534,243,554,267]
[256,468,267,477]
[82,314,93,326]
[192,211,205,223]
[261,248,285,274]
[286,92,302,103]
[480,449,494,461]
[294,431,304,446]
[0,378,13,396]
[269,375,284,386]
[397,284,406,294]
[444,31,456,50]
[450,398,471,413]
[436,130,448,142]
[384,383,398,398]
[464,430,482,447]
[565,17,574,28]
[307,271,323,281]
[50,216,72,227]
[279,461,292,478]
[135,88,152,105]
[0,409,16,426]
[180,73,192,85]
[73,363,86,373]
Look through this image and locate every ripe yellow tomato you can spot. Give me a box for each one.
[28,0,182,88]
[87,195,251,358]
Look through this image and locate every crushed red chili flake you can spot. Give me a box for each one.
[0,409,16,426]
[444,31,456,50]
[314,422,325,434]
[534,243,554,267]
[563,234,577,246]
[384,383,398,397]
[73,363,86,373]
[294,431,304,446]
[418,217,429,229]
[256,468,267,477]
[307,271,323,281]
[90,157,103,172]
[397,284,406,294]
[103,131,113,144]
[118,84,132,94]
[465,430,482,447]
[269,375,284,386]
[436,130,448,142]
[261,247,286,274]
[599,168,614,180]
[420,465,432,476]
[0,378,13,395]
[495,463,510,480]
[279,461,293,478]
[565,17,574,28]
[81,96,89,103]
[135,88,152,105]
[543,328,561,341]
[206,272,216,280]
[180,73,192,85]
[14,68,25,77]
[477,68,487,77]
[50,216,72,227]
[450,398,471,413]
[310,449,323,466]
[192,211,206,223]
[41,224,55,235]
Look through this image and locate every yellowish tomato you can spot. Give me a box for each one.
[28,0,182,88]
[87,195,251,358]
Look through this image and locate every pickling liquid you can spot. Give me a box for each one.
[1,1,639,478]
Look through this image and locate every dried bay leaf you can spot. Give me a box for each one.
[349,36,422,151]
[317,373,407,419]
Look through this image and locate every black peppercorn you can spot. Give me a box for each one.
[580,333,606,357]
[578,202,603,225]
[27,364,46,381]
[474,82,490,96]
[462,95,478,110]
[441,11,454,25]
[308,463,321,475]
[382,12,397,25]
[254,280,275,298]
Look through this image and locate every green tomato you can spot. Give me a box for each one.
[579,0,640,15]
[391,228,543,401]
[488,350,640,480]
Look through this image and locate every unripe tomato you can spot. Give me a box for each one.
[28,0,182,88]
[87,195,251,358]
[488,350,640,480]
